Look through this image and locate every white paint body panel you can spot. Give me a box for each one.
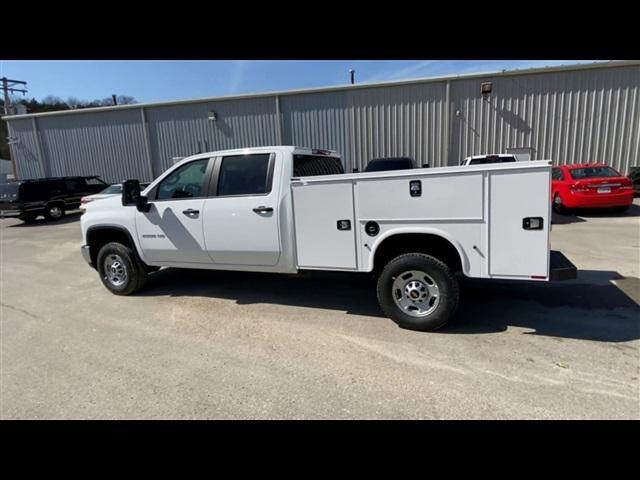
[292,182,357,269]
[489,169,550,277]
[81,146,552,283]
[135,198,210,264]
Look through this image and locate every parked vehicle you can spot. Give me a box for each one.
[0,176,109,222]
[461,154,518,166]
[80,182,150,211]
[551,164,634,213]
[80,146,576,332]
[628,167,640,196]
[365,157,416,172]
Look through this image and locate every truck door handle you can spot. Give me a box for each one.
[182,208,199,216]
[253,206,273,214]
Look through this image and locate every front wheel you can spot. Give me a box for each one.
[376,253,459,332]
[44,203,65,221]
[96,242,147,295]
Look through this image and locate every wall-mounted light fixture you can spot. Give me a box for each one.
[481,82,492,96]
[207,111,217,121]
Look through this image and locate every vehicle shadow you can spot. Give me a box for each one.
[551,203,640,224]
[6,211,83,227]
[140,267,640,342]
[444,271,639,342]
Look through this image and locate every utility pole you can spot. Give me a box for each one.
[112,94,118,106]
[1,77,28,115]
[1,77,27,180]
[349,69,355,85]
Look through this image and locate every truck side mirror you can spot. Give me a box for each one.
[122,179,151,212]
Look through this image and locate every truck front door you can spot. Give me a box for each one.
[202,152,281,266]
[135,158,213,264]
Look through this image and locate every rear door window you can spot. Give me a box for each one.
[65,178,86,193]
[217,154,272,196]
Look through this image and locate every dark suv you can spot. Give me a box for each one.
[0,176,110,222]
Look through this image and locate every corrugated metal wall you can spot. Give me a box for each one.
[450,64,640,173]
[4,62,639,182]
[6,118,44,178]
[37,109,149,181]
[146,96,280,176]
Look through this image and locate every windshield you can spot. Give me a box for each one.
[100,184,122,194]
[468,156,516,165]
[0,183,20,199]
[293,155,344,177]
[365,158,414,172]
[569,167,620,179]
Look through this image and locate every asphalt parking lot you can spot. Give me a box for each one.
[1,202,639,419]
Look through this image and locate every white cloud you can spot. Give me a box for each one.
[229,60,248,93]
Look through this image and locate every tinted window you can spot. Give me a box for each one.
[469,156,517,165]
[552,168,564,181]
[65,178,86,193]
[293,155,344,177]
[218,154,271,196]
[157,159,209,200]
[0,183,19,199]
[569,167,620,179]
[86,177,108,186]
[365,157,415,172]
[16,180,63,201]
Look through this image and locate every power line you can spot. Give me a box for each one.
[1,77,28,115]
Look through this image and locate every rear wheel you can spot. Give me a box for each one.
[44,203,65,221]
[96,242,147,295]
[376,253,459,332]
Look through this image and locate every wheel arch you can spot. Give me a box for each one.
[368,228,469,275]
[86,225,145,267]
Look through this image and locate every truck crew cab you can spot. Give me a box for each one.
[80,146,576,332]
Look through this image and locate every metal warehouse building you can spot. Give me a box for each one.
[3,60,639,182]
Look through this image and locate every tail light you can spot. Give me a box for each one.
[569,183,588,192]
[80,197,93,204]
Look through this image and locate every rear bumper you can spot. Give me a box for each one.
[562,190,634,208]
[0,210,22,218]
[549,250,577,281]
[81,245,93,267]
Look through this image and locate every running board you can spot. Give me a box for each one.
[549,250,578,281]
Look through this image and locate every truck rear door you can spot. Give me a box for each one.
[202,152,282,266]
[488,165,551,279]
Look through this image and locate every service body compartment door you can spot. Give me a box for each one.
[489,168,550,278]
[292,181,357,269]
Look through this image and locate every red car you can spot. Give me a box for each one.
[551,164,634,213]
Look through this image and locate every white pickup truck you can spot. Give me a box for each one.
[80,146,576,331]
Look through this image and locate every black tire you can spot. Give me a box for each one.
[44,203,65,221]
[552,194,566,214]
[18,214,37,223]
[376,253,459,332]
[96,242,147,295]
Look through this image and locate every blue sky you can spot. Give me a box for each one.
[0,60,595,104]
